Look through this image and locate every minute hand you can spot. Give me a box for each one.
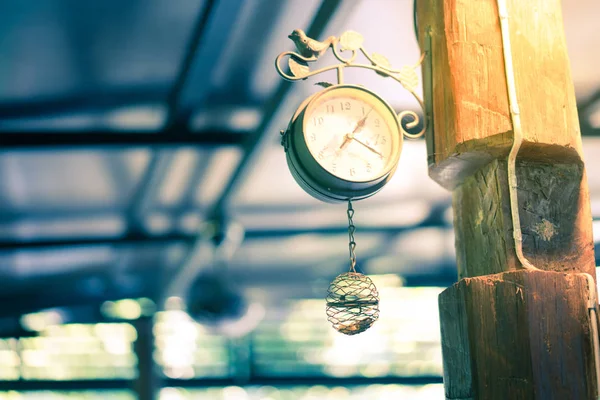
[352,137,383,158]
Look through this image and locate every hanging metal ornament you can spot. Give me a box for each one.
[325,200,379,335]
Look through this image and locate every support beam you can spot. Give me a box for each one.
[125,0,217,239]
[0,129,246,150]
[0,376,443,391]
[417,0,598,397]
[0,90,163,119]
[439,270,597,399]
[453,158,593,279]
[162,0,363,305]
[0,219,447,250]
[133,317,160,400]
[206,0,358,220]
[0,232,191,250]
[579,89,600,137]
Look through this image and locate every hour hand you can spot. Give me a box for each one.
[351,108,373,135]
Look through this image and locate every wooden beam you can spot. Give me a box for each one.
[453,158,594,279]
[440,270,597,399]
[419,0,584,190]
[417,0,598,397]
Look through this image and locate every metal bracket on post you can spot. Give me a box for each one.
[422,27,436,167]
[582,272,600,398]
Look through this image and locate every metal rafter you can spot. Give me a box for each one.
[0,376,443,391]
[206,0,355,221]
[0,219,448,250]
[126,0,218,234]
[578,89,600,136]
[0,129,246,150]
[0,263,457,318]
[0,89,164,119]
[158,0,361,307]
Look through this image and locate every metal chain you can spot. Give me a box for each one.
[347,199,357,272]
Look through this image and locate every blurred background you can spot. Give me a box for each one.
[0,0,598,399]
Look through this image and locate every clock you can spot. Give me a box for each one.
[281,84,403,203]
[275,29,426,335]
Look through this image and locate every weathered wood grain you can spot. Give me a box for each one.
[416,0,584,190]
[440,270,597,399]
[416,0,598,397]
[453,158,595,279]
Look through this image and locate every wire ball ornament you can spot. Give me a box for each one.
[326,272,380,335]
[325,200,380,335]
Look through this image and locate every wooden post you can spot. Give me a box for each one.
[416,0,599,398]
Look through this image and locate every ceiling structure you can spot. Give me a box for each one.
[1,1,600,397]
[0,0,599,324]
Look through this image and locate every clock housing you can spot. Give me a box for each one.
[282,85,403,203]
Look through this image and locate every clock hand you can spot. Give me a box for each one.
[351,108,373,135]
[339,134,353,151]
[351,137,383,158]
[339,108,374,151]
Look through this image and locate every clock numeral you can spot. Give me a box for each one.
[366,163,372,173]
[340,101,351,111]
[349,168,356,176]
[326,105,334,113]
[362,106,366,116]
[332,162,337,173]
[314,117,324,126]
[373,134,386,146]
[318,150,325,160]
[374,119,380,128]
[310,132,316,142]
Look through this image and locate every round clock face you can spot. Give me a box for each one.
[302,87,400,183]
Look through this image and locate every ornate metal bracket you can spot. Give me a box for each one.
[275,29,427,139]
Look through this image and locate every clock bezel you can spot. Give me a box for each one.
[302,85,401,183]
[284,84,403,203]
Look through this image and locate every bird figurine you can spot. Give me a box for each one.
[288,29,336,59]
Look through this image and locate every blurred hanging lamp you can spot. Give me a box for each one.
[163,220,263,338]
[185,221,264,338]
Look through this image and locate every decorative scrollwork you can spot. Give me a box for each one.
[276,29,426,139]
